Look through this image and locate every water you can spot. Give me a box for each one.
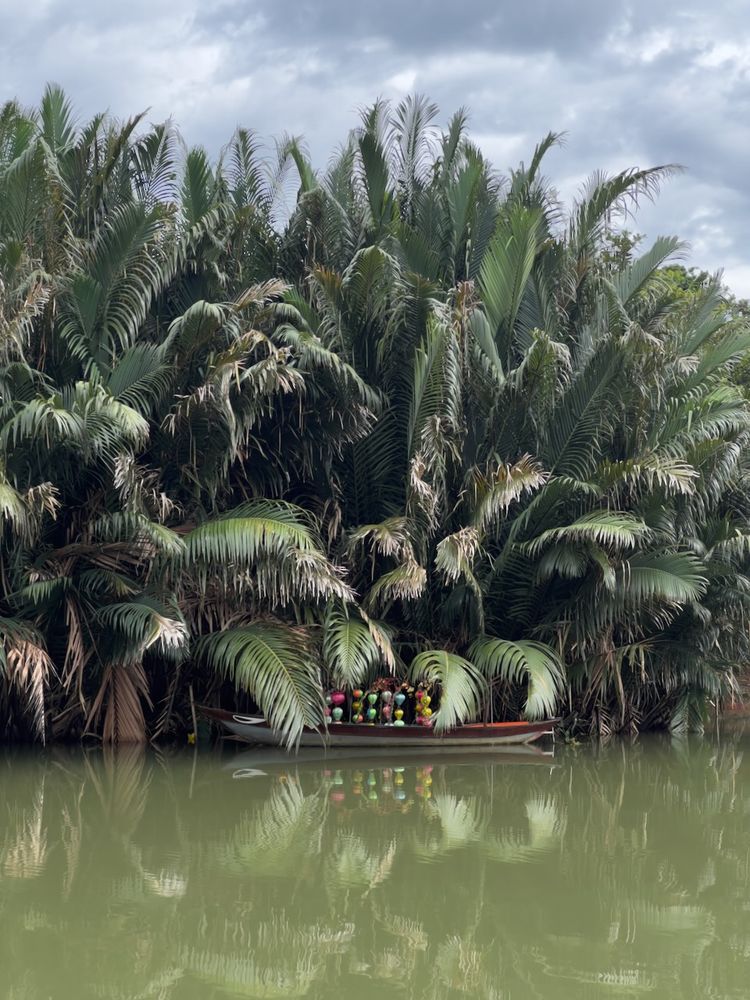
[1,729,748,1000]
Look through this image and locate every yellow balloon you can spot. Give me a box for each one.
[421,695,431,708]
[423,706,433,717]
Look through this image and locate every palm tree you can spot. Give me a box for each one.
[1,87,749,743]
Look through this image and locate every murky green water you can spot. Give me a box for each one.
[1,729,748,999]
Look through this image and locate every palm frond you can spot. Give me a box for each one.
[196,621,324,747]
[323,603,394,687]
[523,511,650,558]
[185,500,352,603]
[408,649,486,733]
[469,636,563,719]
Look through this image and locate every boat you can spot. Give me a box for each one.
[198,705,557,749]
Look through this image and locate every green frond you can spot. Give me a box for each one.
[186,500,353,604]
[408,649,486,733]
[611,235,685,307]
[275,323,381,411]
[479,203,543,364]
[196,621,324,748]
[181,147,218,226]
[544,339,625,479]
[97,596,188,657]
[358,127,395,235]
[619,552,708,605]
[408,312,461,459]
[469,636,563,719]
[131,120,179,206]
[323,603,393,687]
[106,344,172,415]
[523,511,650,558]
[468,456,548,533]
[535,544,590,583]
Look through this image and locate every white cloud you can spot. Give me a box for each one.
[1,0,748,292]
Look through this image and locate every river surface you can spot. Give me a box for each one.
[1,727,748,999]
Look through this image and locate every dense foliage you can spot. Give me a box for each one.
[2,86,750,743]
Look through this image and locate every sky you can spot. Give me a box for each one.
[2,0,749,292]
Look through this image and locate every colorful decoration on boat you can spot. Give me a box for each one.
[412,687,434,727]
[393,691,406,727]
[351,689,364,723]
[323,681,438,728]
[328,690,346,724]
[381,689,393,724]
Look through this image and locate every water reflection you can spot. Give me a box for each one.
[0,730,748,999]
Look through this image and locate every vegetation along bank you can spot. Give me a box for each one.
[2,87,750,744]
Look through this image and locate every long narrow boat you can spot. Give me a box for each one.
[198,706,557,748]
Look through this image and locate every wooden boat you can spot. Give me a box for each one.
[198,706,557,749]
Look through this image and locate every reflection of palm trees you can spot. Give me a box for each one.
[485,793,565,864]
[1,776,47,880]
[0,730,748,998]
[183,913,355,998]
[215,778,329,876]
[329,834,398,892]
[433,934,495,996]
[186,948,321,998]
[414,793,487,856]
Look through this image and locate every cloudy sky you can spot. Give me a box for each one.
[2,1,749,291]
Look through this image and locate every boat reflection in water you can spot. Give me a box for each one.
[227,740,556,779]
[0,729,748,999]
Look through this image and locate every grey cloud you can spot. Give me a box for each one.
[197,0,622,55]
[1,0,749,291]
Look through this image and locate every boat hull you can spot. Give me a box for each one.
[198,706,557,749]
